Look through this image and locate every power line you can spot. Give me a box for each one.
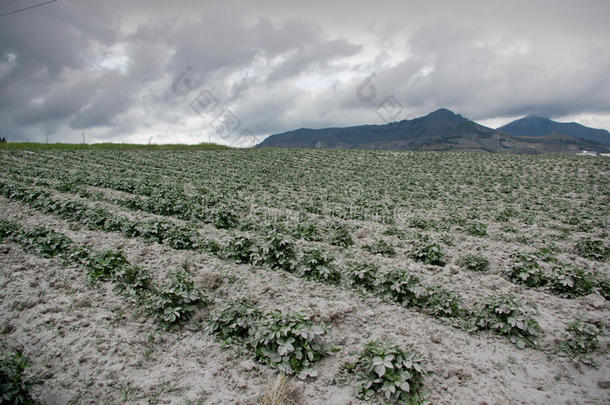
[1,0,57,17]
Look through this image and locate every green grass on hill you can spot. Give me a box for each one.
[0,142,231,151]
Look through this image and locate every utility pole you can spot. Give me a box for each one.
[46,133,49,144]
[82,133,86,144]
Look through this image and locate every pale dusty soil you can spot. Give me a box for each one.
[1,197,609,405]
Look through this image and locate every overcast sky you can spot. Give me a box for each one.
[1,0,609,146]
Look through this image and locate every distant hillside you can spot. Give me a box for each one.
[257,109,610,153]
[2,142,230,151]
[498,115,610,146]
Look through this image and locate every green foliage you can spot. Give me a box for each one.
[496,207,518,222]
[139,220,199,250]
[257,234,297,272]
[560,318,601,359]
[378,268,423,307]
[113,264,152,300]
[465,221,488,237]
[207,299,262,344]
[596,277,610,300]
[147,269,208,329]
[85,249,129,284]
[409,240,446,266]
[18,227,73,258]
[575,238,609,261]
[363,239,396,257]
[211,205,239,229]
[250,311,327,376]
[355,340,427,404]
[548,265,595,298]
[222,235,256,264]
[422,287,464,318]
[345,261,379,291]
[0,219,18,241]
[208,301,327,377]
[409,217,434,231]
[291,220,323,241]
[0,349,35,405]
[507,253,547,287]
[297,248,341,285]
[456,253,489,272]
[382,226,408,239]
[474,295,540,348]
[328,222,353,247]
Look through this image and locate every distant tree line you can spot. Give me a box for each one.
[0,137,6,143]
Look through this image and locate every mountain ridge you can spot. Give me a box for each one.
[497,115,610,146]
[257,109,610,153]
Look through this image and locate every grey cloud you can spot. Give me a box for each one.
[1,0,609,143]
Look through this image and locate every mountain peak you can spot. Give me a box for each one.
[427,108,458,117]
[423,108,466,123]
[498,115,610,146]
[522,114,549,120]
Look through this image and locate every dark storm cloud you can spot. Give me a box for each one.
[0,0,609,143]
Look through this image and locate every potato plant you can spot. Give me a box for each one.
[456,253,489,272]
[0,348,36,405]
[355,340,428,404]
[147,268,209,329]
[474,295,540,348]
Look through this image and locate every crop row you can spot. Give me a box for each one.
[0,180,550,349]
[0,217,433,403]
[3,150,608,238]
[2,179,606,357]
[4,175,607,306]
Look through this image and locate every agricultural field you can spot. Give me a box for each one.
[0,148,609,404]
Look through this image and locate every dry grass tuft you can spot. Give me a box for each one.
[257,373,300,405]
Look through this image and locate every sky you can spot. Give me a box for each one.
[1,0,609,146]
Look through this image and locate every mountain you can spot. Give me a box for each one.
[498,115,610,146]
[257,108,610,153]
[258,108,503,152]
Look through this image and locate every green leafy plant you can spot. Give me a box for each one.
[85,249,129,284]
[507,253,547,287]
[207,299,262,345]
[0,349,36,405]
[328,223,353,247]
[355,340,427,404]
[222,235,256,264]
[575,238,609,261]
[18,227,73,258]
[147,269,209,329]
[465,221,488,237]
[377,268,423,307]
[211,205,239,229]
[456,253,489,272]
[409,240,446,266]
[0,219,18,242]
[559,318,601,361]
[249,311,327,377]
[474,295,540,348]
[297,248,341,284]
[422,287,464,318]
[548,265,595,298]
[257,234,297,272]
[292,220,322,241]
[114,264,152,300]
[345,261,379,291]
[363,239,396,257]
[596,277,610,300]
[163,227,199,250]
